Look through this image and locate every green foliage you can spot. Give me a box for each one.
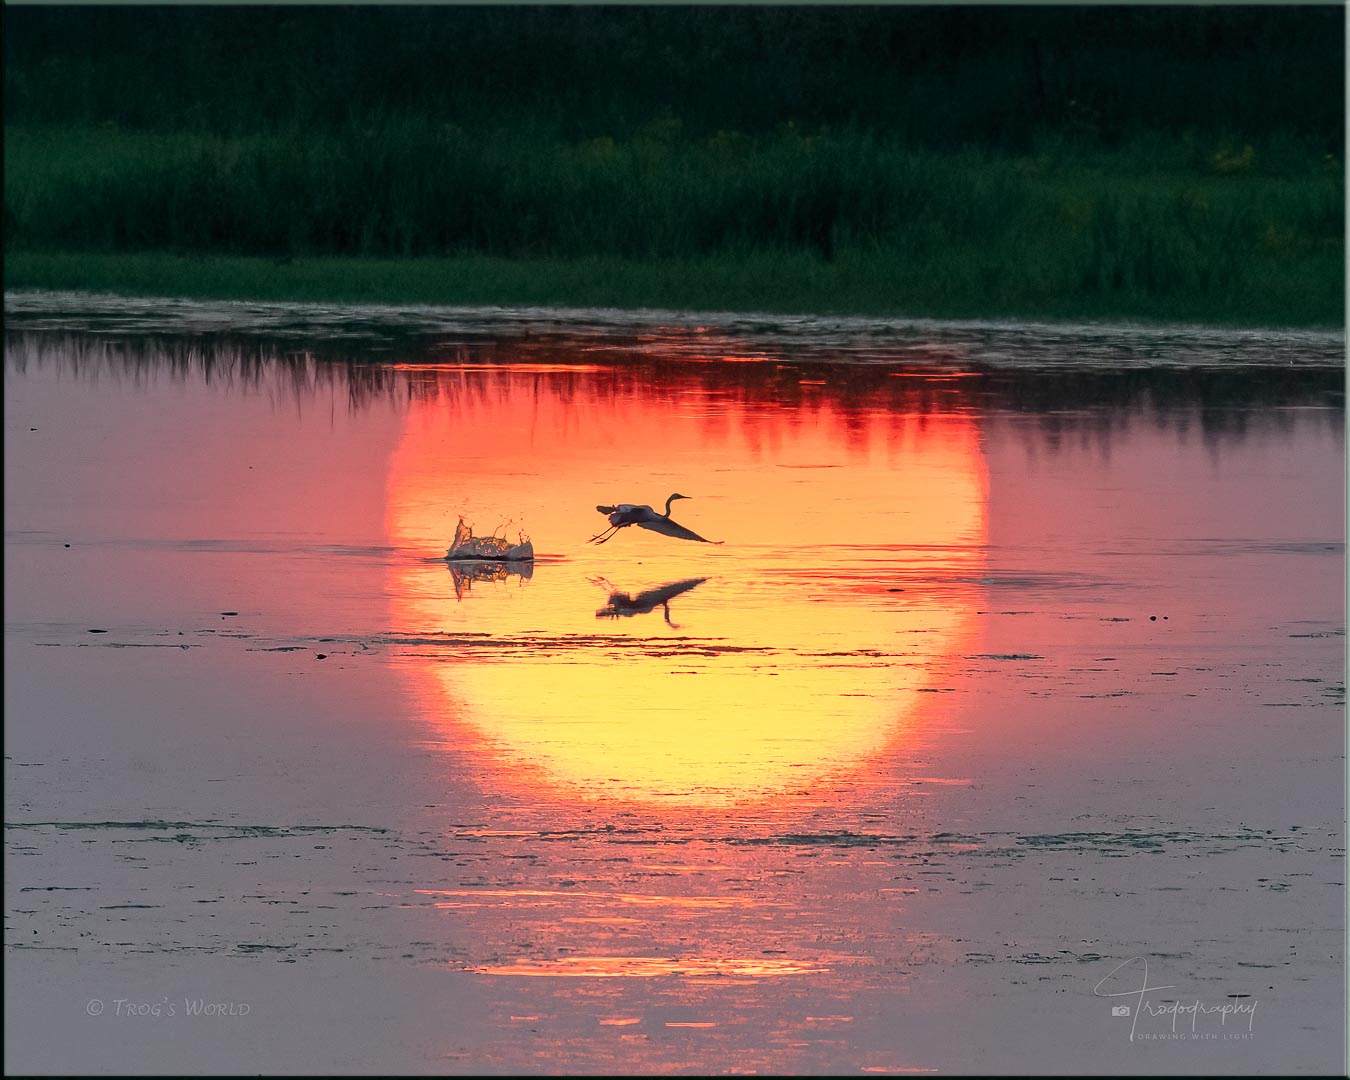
[5,7,1343,149]
[3,6,1341,326]
[5,122,1342,325]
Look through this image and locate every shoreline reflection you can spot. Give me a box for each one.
[8,332,1341,455]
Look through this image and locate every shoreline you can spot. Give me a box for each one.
[5,250,1344,334]
[6,286,1345,376]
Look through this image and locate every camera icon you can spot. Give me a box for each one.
[1111,1005,1131,1017]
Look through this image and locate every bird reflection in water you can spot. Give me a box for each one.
[596,577,708,628]
[447,559,534,600]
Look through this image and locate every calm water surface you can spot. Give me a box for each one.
[4,297,1344,1074]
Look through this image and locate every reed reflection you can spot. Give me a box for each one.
[9,331,1342,456]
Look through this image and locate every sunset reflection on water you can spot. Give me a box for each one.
[4,314,1343,1074]
[385,359,987,806]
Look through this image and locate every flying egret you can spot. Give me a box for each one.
[589,493,720,545]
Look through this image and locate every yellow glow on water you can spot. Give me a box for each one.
[386,363,986,806]
[471,956,833,978]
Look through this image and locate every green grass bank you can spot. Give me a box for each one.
[5,123,1342,327]
[6,8,1341,327]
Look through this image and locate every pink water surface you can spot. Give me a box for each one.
[4,325,1344,1075]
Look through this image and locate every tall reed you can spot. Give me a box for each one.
[6,121,1342,324]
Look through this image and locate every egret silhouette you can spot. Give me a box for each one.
[596,577,708,627]
[589,493,720,545]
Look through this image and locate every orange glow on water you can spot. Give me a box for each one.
[385,363,987,806]
[472,957,833,978]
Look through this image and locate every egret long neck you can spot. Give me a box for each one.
[663,495,678,517]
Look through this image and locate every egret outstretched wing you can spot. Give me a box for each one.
[631,576,708,607]
[635,517,720,543]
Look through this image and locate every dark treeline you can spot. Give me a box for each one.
[5,7,1343,323]
[4,5,1343,148]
